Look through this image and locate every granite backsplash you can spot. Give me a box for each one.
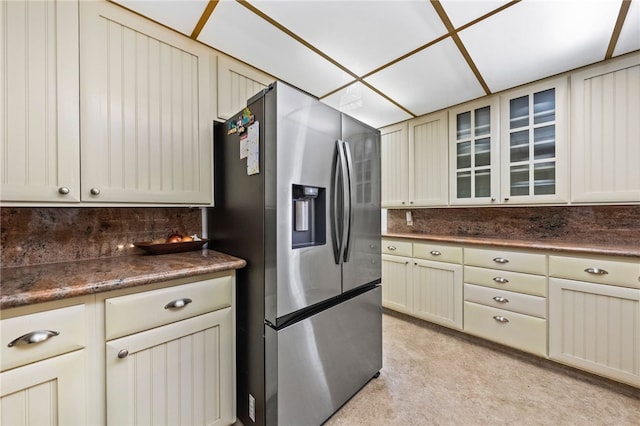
[1,207,202,268]
[387,205,640,248]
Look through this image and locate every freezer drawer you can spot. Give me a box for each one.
[265,286,382,426]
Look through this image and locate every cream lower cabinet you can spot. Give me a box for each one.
[548,255,640,387]
[463,247,548,356]
[0,301,90,425]
[382,239,413,315]
[104,274,236,425]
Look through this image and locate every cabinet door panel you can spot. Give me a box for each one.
[381,254,412,314]
[0,0,80,202]
[413,259,462,329]
[380,122,409,207]
[80,1,212,204]
[410,112,448,206]
[106,308,234,426]
[217,55,273,120]
[571,54,640,203]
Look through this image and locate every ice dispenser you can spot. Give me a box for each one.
[292,184,326,248]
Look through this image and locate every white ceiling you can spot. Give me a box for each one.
[112,0,640,129]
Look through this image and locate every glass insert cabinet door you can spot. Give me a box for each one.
[449,98,499,204]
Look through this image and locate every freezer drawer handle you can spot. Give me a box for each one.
[584,267,608,275]
[493,315,509,323]
[493,257,509,264]
[8,330,60,347]
[493,277,509,284]
[164,298,193,309]
[430,250,441,256]
[492,296,509,303]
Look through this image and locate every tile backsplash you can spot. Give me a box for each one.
[1,207,202,268]
[387,205,640,248]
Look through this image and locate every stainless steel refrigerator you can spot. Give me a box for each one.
[208,81,382,426]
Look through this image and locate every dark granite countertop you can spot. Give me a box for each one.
[383,233,640,259]
[0,249,246,310]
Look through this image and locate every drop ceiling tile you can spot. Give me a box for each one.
[440,0,512,28]
[614,0,640,56]
[364,37,486,117]
[460,0,621,93]
[248,0,447,76]
[198,1,352,97]
[111,0,208,36]
[321,83,412,129]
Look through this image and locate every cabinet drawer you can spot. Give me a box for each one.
[464,247,546,275]
[464,301,547,357]
[1,304,86,372]
[549,255,640,289]
[382,239,412,257]
[464,266,547,297]
[413,242,462,264]
[105,275,232,340]
[464,283,546,319]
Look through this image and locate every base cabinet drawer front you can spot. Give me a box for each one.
[0,349,87,425]
[464,301,547,357]
[464,283,546,319]
[413,242,462,264]
[549,255,640,289]
[549,278,640,387]
[105,275,232,340]
[106,308,234,426]
[381,254,413,314]
[464,247,547,275]
[464,266,547,296]
[382,239,413,257]
[1,304,86,372]
[413,259,463,330]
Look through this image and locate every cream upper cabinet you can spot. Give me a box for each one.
[570,53,640,203]
[80,0,213,204]
[217,55,274,120]
[0,0,80,203]
[380,111,448,208]
[499,76,569,204]
[449,97,500,205]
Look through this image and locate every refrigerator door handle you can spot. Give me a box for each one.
[333,140,348,264]
[342,140,355,262]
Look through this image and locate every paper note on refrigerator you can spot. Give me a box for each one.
[246,122,259,175]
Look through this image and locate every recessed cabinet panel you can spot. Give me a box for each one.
[380,122,409,207]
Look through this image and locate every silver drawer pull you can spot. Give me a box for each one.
[493,277,509,284]
[8,330,60,347]
[430,250,441,256]
[164,298,193,309]
[118,349,129,359]
[585,267,608,275]
[493,315,509,323]
[493,257,509,264]
[387,245,397,251]
[492,296,509,303]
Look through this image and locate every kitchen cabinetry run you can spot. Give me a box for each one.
[499,77,569,204]
[0,300,91,425]
[463,247,548,356]
[381,238,463,330]
[217,55,274,121]
[570,53,640,203]
[0,0,81,202]
[104,274,236,426]
[548,254,640,387]
[380,111,448,208]
[80,0,213,204]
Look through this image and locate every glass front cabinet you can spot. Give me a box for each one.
[449,98,500,205]
[499,77,568,204]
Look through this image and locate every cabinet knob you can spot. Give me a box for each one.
[401,201,406,205]
[493,277,509,284]
[164,298,193,309]
[117,349,129,359]
[493,257,509,264]
[410,201,414,204]
[387,246,397,251]
[584,267,608,275]
[492,296,509,303]
[493,315,509,323]
[430,250,441,256]
[504,197,510,202]
[58,187,70,195]
[8,330,60,347]
[490,197,496,202]
[90,187,100,195]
